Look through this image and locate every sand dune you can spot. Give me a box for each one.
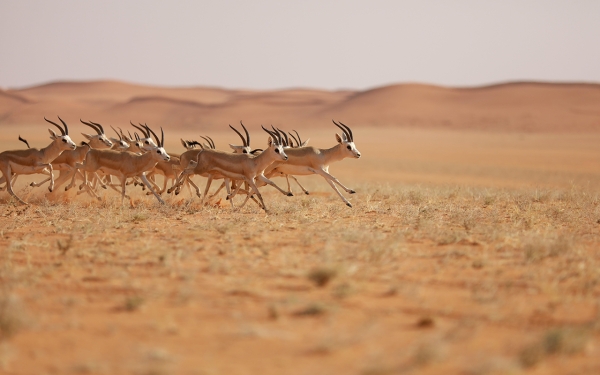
[1,80,600,132]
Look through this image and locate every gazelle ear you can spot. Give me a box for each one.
[301,138,310,147]
[48,129,59,139]
[268,137,273,147]
[81,133,93,140]
[335,133,342,143]
[229,144,242,150]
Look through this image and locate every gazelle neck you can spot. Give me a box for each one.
[41,140,68,164]
[254,148,281,171]
[320,143,346,165]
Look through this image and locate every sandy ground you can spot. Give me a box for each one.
[0,125,600,374]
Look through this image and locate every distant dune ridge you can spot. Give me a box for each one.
[1,80,600,132]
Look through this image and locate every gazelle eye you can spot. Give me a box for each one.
[243,150,248,153]
[347,145,351,150]
[275,149,280,153]
[156,150,160,154]
[62,139,67,143]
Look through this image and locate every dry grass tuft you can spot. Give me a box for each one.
[0,293,24,341]
[307,267,337,287]
[519,327,591,368]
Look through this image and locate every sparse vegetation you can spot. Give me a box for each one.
[0,183,599,374]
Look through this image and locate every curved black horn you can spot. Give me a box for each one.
[276,127,290,146]
[229,124,247,147]
[57,116,69,135]
[200,136,213,149]
[240,121,250,146]
[110,125,122,140]
[206,136,215,149]
[293,130,303,145]
[338,121,353,141]
[130,121,148,137]
[89,120,105,135]
[288,131,300,147]
[44,116,65,136]
[144,124,161,146]
[332,119,350,141]
[80,119,101,135]
[261,125,277,141]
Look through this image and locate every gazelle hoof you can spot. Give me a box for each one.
[287,192,293,197]
[48,187,53,192]
[305,191,309,195]
[346,202,352,208]
[30,182,34,187]
[349,190,356,194]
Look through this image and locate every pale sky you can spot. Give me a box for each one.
[1,0,599,90]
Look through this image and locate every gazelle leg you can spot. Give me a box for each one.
[224,179,235,209]
[188,176,200,198]
[324,178,352,207]
[257,174,292,197]
[246,177,267,210]
[2,165,28,205]
[308,167,355,194]
[208,181,226,200]
[140,174,165,204]
[200,175,213,205]
[290,175,309,195]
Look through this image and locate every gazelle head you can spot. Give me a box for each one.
[130,122,159,151]
[80,120,113,149]
[44,116,77,150]
[144,124,170,162]
[261,125,288,161]
[333,120,360,159]
[229,121,253,154]
[109,126,130,150]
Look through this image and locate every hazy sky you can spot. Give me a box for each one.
[1,0,599,90]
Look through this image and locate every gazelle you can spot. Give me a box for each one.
[262,120,361,207]
[187,126,289,211]
[0,116,77,204]
[269,127,310,195]
[0,136,33,191]
[30,119,114,191]
[68,125,170,204]
[169,122,254,197]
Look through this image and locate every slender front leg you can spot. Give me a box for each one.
[324,178,352,207]
[308,167,355,194]
[201,175,213,205]
[44,164,55,192]
[139,174,165,204]
[224,179,235,209]
[209,181,226,200]
[257,174,293,197]
[246,177,266,211]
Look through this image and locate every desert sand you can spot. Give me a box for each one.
[0,81,600,374]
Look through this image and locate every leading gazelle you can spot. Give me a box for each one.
[262,120,361,207]
[0,116,77,204]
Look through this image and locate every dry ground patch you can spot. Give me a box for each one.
[1,181,600,374]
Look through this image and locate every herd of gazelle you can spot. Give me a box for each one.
[0,117,361,210]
